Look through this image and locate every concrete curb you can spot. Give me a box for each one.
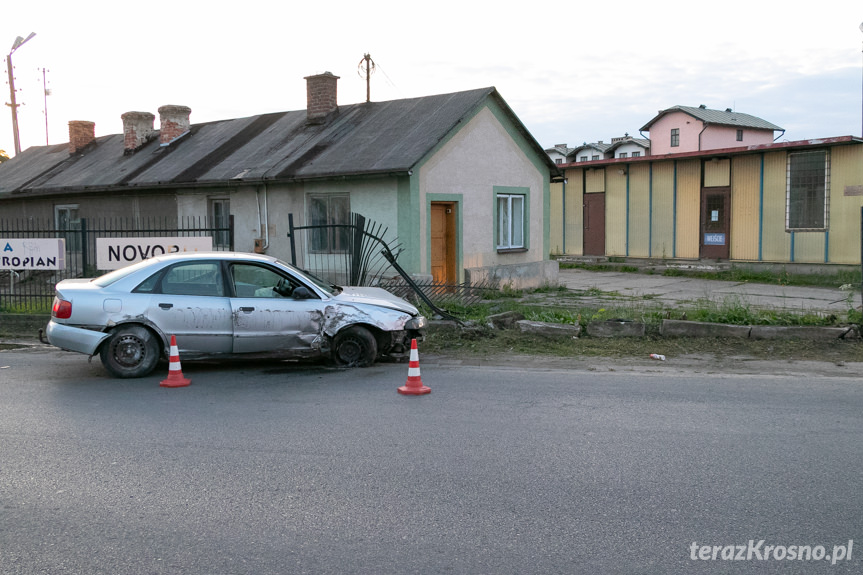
[516,320,582,337]
[586,320,645,337]
[750,325,857,340]
[661,319,858,340]
[660,319,751,338]
[425,318,860,342]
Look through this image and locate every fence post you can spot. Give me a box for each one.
[80,218,88,276]
[287,214,297,266]
[351,214,365,285]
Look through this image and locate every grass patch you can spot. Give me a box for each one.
[559,262,640,273]
[663,297,845,327]
[558,260,863,289]
[662,266,862,289]
[424,289,859,332]
[0,302,52,314]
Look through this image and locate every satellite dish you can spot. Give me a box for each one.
[859,21,863,33]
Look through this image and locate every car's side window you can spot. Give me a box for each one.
[158,262,225,297]
[231,264,298,298]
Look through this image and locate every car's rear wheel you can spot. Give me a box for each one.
[100,325,161,378]
[332,326,378,367]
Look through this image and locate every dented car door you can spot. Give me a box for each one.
[228,263,326,355]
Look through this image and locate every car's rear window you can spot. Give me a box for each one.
[92,259,161,287]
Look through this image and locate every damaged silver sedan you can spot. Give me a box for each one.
[45,252,427,378]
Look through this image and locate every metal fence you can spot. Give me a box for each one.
[286,212,487,322]
[0,216,233,311]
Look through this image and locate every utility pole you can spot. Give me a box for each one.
[6,33,36,156]
[41,67,50,145]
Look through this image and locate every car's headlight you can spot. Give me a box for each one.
[405,316,427,330]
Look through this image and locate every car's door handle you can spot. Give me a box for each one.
[239,307,255,313]
[158,303,173,309]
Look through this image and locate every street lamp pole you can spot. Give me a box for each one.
[6,32,36,156]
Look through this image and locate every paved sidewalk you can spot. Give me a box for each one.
[557,269,862,314]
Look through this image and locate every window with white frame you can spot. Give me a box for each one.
[619,152,628,158]
[632,151,641,157]
[786,150,829,230]
[497,193,525,249]
[308,194,350,253]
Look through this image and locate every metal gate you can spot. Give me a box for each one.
[286,212,488,323]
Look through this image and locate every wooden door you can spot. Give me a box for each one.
[700,187,731,259]
[431,203,456,284]
[583,193,606,256]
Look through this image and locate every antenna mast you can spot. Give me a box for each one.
[358,53,376,103]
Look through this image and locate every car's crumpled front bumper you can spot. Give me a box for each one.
[46,321,111,355]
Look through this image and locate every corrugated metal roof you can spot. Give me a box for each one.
[640,105,783,132]
[0,86,558,197]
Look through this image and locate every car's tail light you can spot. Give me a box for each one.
[52,298,72,319]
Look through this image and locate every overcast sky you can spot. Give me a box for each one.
[3,0,862,158]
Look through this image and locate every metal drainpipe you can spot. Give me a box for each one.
[698,123,708,151]
[262,184,269,250]
[256,185,270,251]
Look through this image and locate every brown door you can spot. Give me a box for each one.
[431,202,457,284]
[700,187,731,259]
[583,193,606,256]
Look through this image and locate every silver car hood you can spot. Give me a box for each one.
[333,286,418,315]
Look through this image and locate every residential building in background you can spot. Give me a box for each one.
[606,135,650,159]
[640,104,783,155]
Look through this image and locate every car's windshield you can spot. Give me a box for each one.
[92,259,162,287]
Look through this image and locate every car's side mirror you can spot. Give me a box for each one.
[292,286,313,300]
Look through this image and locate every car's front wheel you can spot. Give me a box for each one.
[332,326,378,367]
[100,325,161,378]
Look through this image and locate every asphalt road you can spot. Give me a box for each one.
[1,347,862,574]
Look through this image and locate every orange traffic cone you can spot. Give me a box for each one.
[160,335,191,388]
[398,339,430,395]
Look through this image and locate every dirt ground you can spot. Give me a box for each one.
[418,328,863,379]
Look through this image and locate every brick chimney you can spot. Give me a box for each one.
[304,72,339,124]
[68,121,96,154]
[158,105,192,145]
[121,111,156,154]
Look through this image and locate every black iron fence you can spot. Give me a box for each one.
[0,216,233,311]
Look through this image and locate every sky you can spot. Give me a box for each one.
[2,0,862,158]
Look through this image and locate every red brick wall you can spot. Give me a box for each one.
[305,72,339,121]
